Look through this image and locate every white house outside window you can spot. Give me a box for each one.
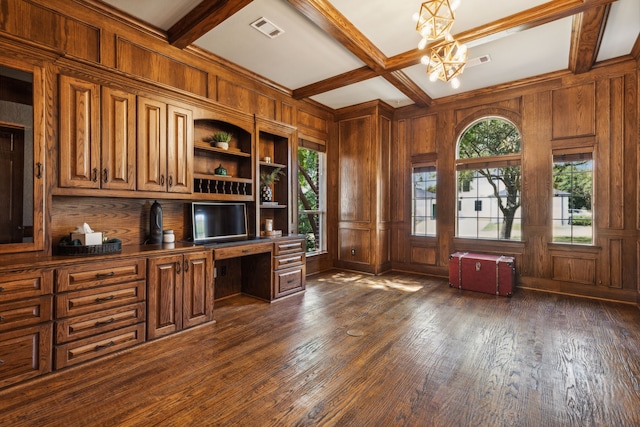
[552,151,593,244]
[412,164,437,236]
[456,117,522,241]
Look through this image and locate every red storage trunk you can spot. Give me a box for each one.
[449,252,515,296]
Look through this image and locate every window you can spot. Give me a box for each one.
[412,165,437,236]
[298,144,326,253]
[552,152,593,244]
[456,117,522,240]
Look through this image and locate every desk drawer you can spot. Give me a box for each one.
[56,280,146,318]
[273,239,305,256]
[56,259,146,292]
[273,265,305,298]
[273,253,305,271]
[0,324,52,389]
[55,323,145,369]
[55,302,146,344]
[0,296,53,333]
[213,242,272,260]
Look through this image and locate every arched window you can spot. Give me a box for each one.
[456,117,522,240]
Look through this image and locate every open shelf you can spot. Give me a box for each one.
[193,117,254,200]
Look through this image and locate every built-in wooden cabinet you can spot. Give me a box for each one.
[53,258,146,369]
[147,250,213,339]
[137,97,193,194]
[272,238,306,299]
[336,101,392,275]
[193,115,254,201]
[59,76,136,191]
[0,268,53,389]
[256,119,296,236]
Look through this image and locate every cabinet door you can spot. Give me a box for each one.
[182,251,213,329]
[59,75,100,189]
[137,97,167,192]
[101,87,136,190]
[0,324,52,389]
[147,255,182,339]
[167,104,193,194]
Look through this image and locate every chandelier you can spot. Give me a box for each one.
[414,0,467,89]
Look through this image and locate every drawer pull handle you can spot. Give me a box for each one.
[96,272,115,279]
[280,243,299,249]
[95,317,115,327]
[0,316,4,322]
[287,279,295,284]
[95,295,115,303]
[0,359,3,366]
[95,341,115,351]
[242,249,252,253]
[176,261,181,274]
[184,261,189,273]
[0,287,4,292]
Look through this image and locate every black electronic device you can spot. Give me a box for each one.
[190,202,248,244]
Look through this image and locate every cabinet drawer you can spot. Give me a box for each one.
[273,253,305,271]
[273,239,305,256]
[273,265,306,299]
[213,242,272,260]
[0,296,53,332]
[56,280,146,318]
[0,324,52,389]
[55,323,145,369]
[55,302,146,344]
[56,258,146,292]
[0,269,53,303]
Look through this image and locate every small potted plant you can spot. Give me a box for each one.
[260,167,285,202]
[205,131,232,150]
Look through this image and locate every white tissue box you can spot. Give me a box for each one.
[71,232,103,246]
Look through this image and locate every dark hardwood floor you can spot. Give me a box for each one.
[2,270,640,426]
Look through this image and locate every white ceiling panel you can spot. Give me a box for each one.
[310,77,414,110]
[100,0,201,30]
[194,0,365,89]
[597,0,640,61]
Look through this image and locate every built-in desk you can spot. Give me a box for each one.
[208,236,306,301]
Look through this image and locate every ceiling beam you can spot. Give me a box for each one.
[568,4,611,74]
[292,67,378,100]
[384,71,433,107]
[168,0,252,49]
[285,0,387,72]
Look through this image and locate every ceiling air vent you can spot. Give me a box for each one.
[466,54,491,68]
[250,17,284,39]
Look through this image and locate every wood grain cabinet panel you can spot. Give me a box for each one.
[59,76,137,191]
[54,323,144,370]
[101,87,136,190]
[59,75,101,189]
[56,258,146,292]
[0,268,53,389]
[272,237,306,299]
[182,251,213,329]
[0,295,52,333]
[0,324,52,389]
[147,251,212,339]
[55,280,146,319]
[137,97,193,194]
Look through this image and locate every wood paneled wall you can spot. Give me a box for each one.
[0,0,333,273]
[394,60,639,303]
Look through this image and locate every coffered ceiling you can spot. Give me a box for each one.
[97,0,639,110]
